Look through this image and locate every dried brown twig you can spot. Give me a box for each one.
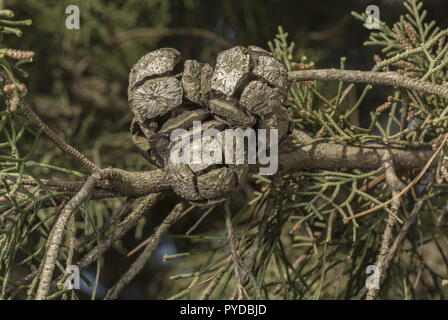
[35,173,101,300]
[104,201,189,300]
[76,193,163,270]
[366,152,405,300]
[288,69,448,100]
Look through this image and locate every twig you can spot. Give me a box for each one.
[17,97,171,197]
[127,204,196,257]
[0,186,118,212]
[366,152,405,300]
[240,198,272,300]
[273,255,306,295]
[62,209,74,300]
[35,173,100,300]
[76,193,162,270]
[354,173,433,300]
[83,208,103,301]
[345,134,448,223]
[19,98,98,174]
[104,202,187,299]
[198,265,228,300]
[76,198,135,250]
[15,194,160,298]
[0,168,171,210]
[288,69,448,101]
[280,130,435,172]
[186,206,215,235]
[99,168,171,197]
[224,202,245,300]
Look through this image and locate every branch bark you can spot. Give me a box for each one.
[76,193,162,270]
[279,130,434,172]
[2,131,435,209]
[0,169,170,209]
[19,98,99,174]
[366,153,405,300]
[288,69,448,100]
[35,173,100,300]
[100,168,171,196]
[353,171,434,300]
[104,201,187,300]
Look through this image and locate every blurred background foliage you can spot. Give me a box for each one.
[2,0,448,299]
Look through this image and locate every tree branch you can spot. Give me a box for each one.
[99,168,171,196]
[19,98,99,174]
[104,201,188,300]
[353,171,434,300]
[0,168,170,209]
[35,173,100,300]
[2,131,435,211]
[288,69,448,100]
[76,193,162,270]
[279,130,435,172]
[366,153,405,300]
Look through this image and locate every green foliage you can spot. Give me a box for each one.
[1,0,448,300]
[169,1,448,299]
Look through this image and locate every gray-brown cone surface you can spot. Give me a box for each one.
[128,46,292,204]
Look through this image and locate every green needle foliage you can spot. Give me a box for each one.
[1,0,448,300]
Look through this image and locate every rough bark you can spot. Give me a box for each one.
[288,69,448,100]
[279,130,434,172]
